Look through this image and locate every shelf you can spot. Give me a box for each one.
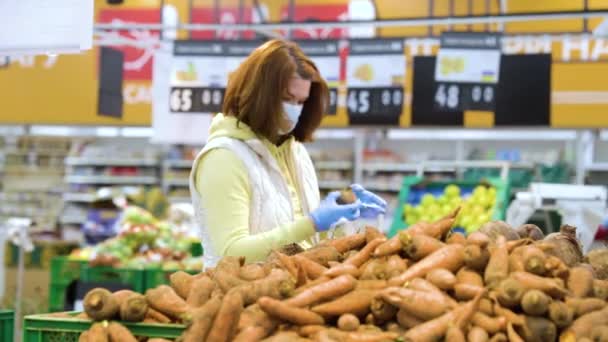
[63,192,97,203]
[1,148,68,156]
[361,181,401,192]
[168,196,191,203]
[362,161,535,173]
[65,157,158,167]
[60,214,87,225]
[164,178,190,187]
[65,175,158,185]
[314,160,353,170]
[164,159,194,168]
[362,163,418,173]
[318,180,350,189]
[585,163,608,172]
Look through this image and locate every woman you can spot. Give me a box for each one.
[190,39,386,267]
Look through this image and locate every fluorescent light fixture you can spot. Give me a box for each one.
[593,17,608,37]
[120,127,153,137]
[387,128,578,141]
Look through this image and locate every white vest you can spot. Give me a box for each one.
[190,136,320,267]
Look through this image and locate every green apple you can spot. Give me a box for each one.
[487,187,497,198]
[444,184,461,198]
[421,194,436,207]
[437,195,449,206]
[460,215,473,229]
[472,186,487,198]
[471,205,485,216]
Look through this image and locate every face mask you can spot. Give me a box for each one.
[279,102,303,135]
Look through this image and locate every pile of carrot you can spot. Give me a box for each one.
[73,212,608,342]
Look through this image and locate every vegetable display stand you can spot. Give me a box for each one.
[80,266,146,293]
[388,176,510,237]
[48,257,87,312]
[0,310,14,342]
[144,268,198,289]
[23,313,185,342]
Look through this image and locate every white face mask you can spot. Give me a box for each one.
[279,102,303,135]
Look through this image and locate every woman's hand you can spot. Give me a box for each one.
[350,184,387,218]
[309,191,362,231]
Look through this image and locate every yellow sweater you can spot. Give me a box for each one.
[193,115,315,262]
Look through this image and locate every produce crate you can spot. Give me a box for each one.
[144,269,199,289]
[5,241,79,269]
[388,176,510,238]
[23,313,185,342]
[80,266,146,293]
[0,310,14,342]
[48,257,88,312]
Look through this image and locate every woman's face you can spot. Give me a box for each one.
[279,76,311,133]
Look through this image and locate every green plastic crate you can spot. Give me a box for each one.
[23,312,185,342]
[80,266,146,293]
[144,269,199,289]
[388,176,510,238]
[0,310,14,342]
[48,258,88,312]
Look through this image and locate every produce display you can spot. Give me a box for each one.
[403,184,497,234]
[69,206,202,271]
[49,210,608,341]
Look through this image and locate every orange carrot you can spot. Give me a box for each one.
[205,289,244,342]
[454,283,485,301]
[418,217,456,239]
[380,287,451,320]
[561,307,608,340]
[453,289,486,329]
[232,326,268,342]
[464,244,490,272]
[272,250,298,278]
[396,308,423,329]
[345,238,386,267]
[312,289,377,318]
[293,255,327,280]
[169,271,195,299]
[472,312,507,335]
[456,267,484,286]
[258,296,324,325]
[337,313,360,331]
[521,245,547,276]
[496,278,524,308]
[388,244,465,286]
[445,326,466,342]
[370,296,397,324]
[298,325,326,337]
[548,301,573,329]
[145,307,171,324]
[386,255,408,278]
[593,279,608,300]
[521,289,550,316]
[365,226,384,243]
[179,296,222,342]
[356,280,388,290]
[425,268,456,290]
[323,263,361,278]
[234,268,295,306]
[467,232,491,248]
[402,234,445,261]
[488,333,507,342]
[186,275,216,308]
[568,266,594,298]
[83,288,119,321]
[509,271,567,298]
[107,322,137,342]
[484,236,509,288]
[468,326,490,342]
[285,274,357,307]
[360,258,388,280]
[373,235,402,257]
[239,263,268,281]
[506,323,525,342]
[329,232,367,253]
[407,278,458,308]
[446,232,466,245]
[298,245,341,267]
[565,297,607,317]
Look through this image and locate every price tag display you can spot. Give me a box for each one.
[433,83,496,112]
[169,40,260,114]
[346,39,405,125]
[297,40,341,115]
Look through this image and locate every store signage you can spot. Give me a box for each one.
[434,32,502,112]
[169,40,260,114]
[296,40,341,115]
[346,38,405,125]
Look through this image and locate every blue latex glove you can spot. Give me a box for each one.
[350,184,387,219]
[310,191,362,231]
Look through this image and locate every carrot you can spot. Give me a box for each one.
[240,263,268,281]
[407,278,458,308]
[467,231,491,248]
[272,250,298,278]
[285,274,357,307]
[443,206,461,220]
[296,262,309,287]
[106,322,137,342]
[402,234,445,261]
[365,226,384,243]
[323,263,360,278]
[388,244,465,286]
[216,256,245,275]
[548,301,573,329]
[293,255,328,280]
[298,325,326,337]
[418,217,455,239]
[373,235,402,257]
[145,285,189,320]
[479,298,495,316]
[522,245,547,276]
[119,292,148,322]
[205,289,244,342]
[454,289,486,330]
[169,271,195,299]
[298,245,341,267]
[386,255,407,278]
[464,244,490,272]
[560,307,608,340]
[345,238,386,267]
[565,297,607,317]
[496,278,525,308]
[544,255,570,280]
[148,339,173,342]
[384,322,406,334]
[76,312,90,320]
[518,316,557,342]
[506,323,524,342]
[521,289,550,316]
[590,326,608,342]
[508,246,526,273]
[396,308,423,329]
[83,288,119,321]
[593,279,608,300]
[337,313,360,331]
[509,271,568,298]
[425,268,456,290]
[472,312,507,335]
[186,275,215,308]
[356,280,388,290]
[360,258,388,280]
[145,307,171,324]
[78,330,90,342]
[505,238,531,253]
[312,289,377,318]
[329,232,367,253]
[237,303,277,334]
[215,272,247,293]
[258,296,324,326]
[488,333,507,342]
[445,325,466,342]
[468,326,490,342]
[86,323,108,342]
[446,232,466,245]
[568,265,594,298]
[235,268,295,305]
[379,287,450,320]
[293,275,331,295]
[232,326,269,342]
[484,236,509,288]
[370,296,397,323]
